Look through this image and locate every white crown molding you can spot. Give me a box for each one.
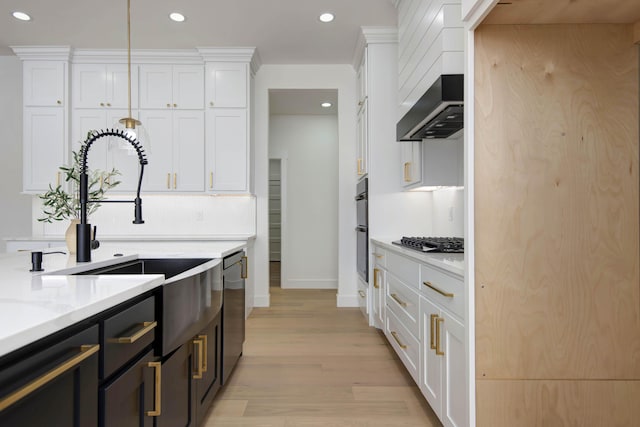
[72,48,205,64]
[197,47,257,62]
[352,26,398,69]
[11,46,71,61]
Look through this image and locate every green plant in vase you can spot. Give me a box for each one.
[38,147,121,252]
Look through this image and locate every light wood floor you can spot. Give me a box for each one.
[202,270,442,426]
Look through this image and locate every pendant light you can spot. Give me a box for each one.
[118,0,141,137]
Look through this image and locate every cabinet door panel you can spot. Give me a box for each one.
[72,109,109,171]
[205,63,246,108]
[108,64,137,109]
[102,349,154,427]
[23,107,66,192]
[156,343,193,427]
[419,296,442,418]
[105,109,141,192]
[73,64,107,108]
[24,61,65,106]
[206,109,247,192]
[139,110,173,191]
[441,310,466,427]
[139,66,173,109]
[173,66,204,109]
[173,111,205,191]
[195,315,221,424]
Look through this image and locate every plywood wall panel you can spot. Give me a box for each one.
[476,380,640,427]
[474,24,640,380]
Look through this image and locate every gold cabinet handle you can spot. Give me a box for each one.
[56,100,62,105]
[357,158,363,175]
[390,331,407,349]
[198,334,208,372]
[106,103,111,107]
[166,103,171,108]
[373,268,380,289]
[209,172,213,189]
[358,290,366,298]
[241,256,248,279]
[209,101,214,107]
[146,361,161,417]
[192,338,204,379]
[374,253,383,259]
[0,344,99,412]
[111,321,157,344]
[423,281,454,298]
[436,317,444,356]
[100,102,105,107]
[403,162,412,182]
[430,314,438,350]
[390,293,407,307]
[56,171,61,186]
[173,173,177,189]
[173,103,177,108]
[166,173,171,189]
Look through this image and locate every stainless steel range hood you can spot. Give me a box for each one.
[396,74,464,141]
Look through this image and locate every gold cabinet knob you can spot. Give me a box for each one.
[100,102,105,107]
[166,103,171,108]
[209,101,214,107]
[173,103,177,108]
[56,100,62,105]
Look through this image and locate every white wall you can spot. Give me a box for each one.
[0,56,31,252]
[254,64,357,307]
[269,115,339,289]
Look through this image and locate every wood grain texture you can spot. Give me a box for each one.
[634,21,640,44]
[474,24,640,380]
[484,0,640,24]
[202,287,442,426]
[476,380,640,427]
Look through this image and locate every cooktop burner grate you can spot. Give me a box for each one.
[392,236,464,253]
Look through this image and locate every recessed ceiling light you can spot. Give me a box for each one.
[319,12,334,23]
[169,12,185,22]
[321,102,332,108]
[12,11,31,21]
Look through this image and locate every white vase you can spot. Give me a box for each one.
[65,219,80,254]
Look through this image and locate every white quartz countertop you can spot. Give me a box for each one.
[0,240,249,358]
[371,238,464,277]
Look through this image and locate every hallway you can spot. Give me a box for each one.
[203,286,442,426]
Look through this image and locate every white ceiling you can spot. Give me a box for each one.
[0,0,398,64]
[270,89,338,116]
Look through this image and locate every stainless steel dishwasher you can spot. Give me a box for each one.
[221,251,246,385]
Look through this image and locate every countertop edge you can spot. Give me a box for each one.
[371,238,465,277]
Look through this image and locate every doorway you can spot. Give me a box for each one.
[268,88,339,289]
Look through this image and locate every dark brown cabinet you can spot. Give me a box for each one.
[156,342,194,427]
[194,313,222,424]
[0,325,99,427]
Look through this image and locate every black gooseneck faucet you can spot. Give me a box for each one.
[76,129,148,262]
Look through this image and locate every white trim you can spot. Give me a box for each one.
[197,47,257,63]
[282,279,338,289]
[253,294,270,307]
[11,46,71,61]
[337,293,358,307]
[464,27,477,427]
[462,0,499,29]
[352,26,398,69]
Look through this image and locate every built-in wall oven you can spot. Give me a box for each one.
[355,177,368,282]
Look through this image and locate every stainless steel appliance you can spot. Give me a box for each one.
[355,178,368,282]
[221,251,246,385]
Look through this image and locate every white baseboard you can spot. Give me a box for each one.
[253,294,270,307]
[282,279,338,289]
[337,293,358,307]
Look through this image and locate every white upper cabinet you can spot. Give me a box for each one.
[23,61,66,107]
[205,108,248,192]
[139,109,204,192]
[23,107,66,192]
[205,63,247,108]
[72,64,137,109]
[139,65,204,109]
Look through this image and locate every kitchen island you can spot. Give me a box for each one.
[0,239,251,427]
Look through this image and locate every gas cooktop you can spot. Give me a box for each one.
[392,236,464,253]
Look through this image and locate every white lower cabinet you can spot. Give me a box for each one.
[371,264,385,329]
[420,296,467,427]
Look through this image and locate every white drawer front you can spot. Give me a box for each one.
[386,309,419,384]
[372,245,386,268]
[386,251,419,289]
[386,272,419,338]
[420,264,464,319]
